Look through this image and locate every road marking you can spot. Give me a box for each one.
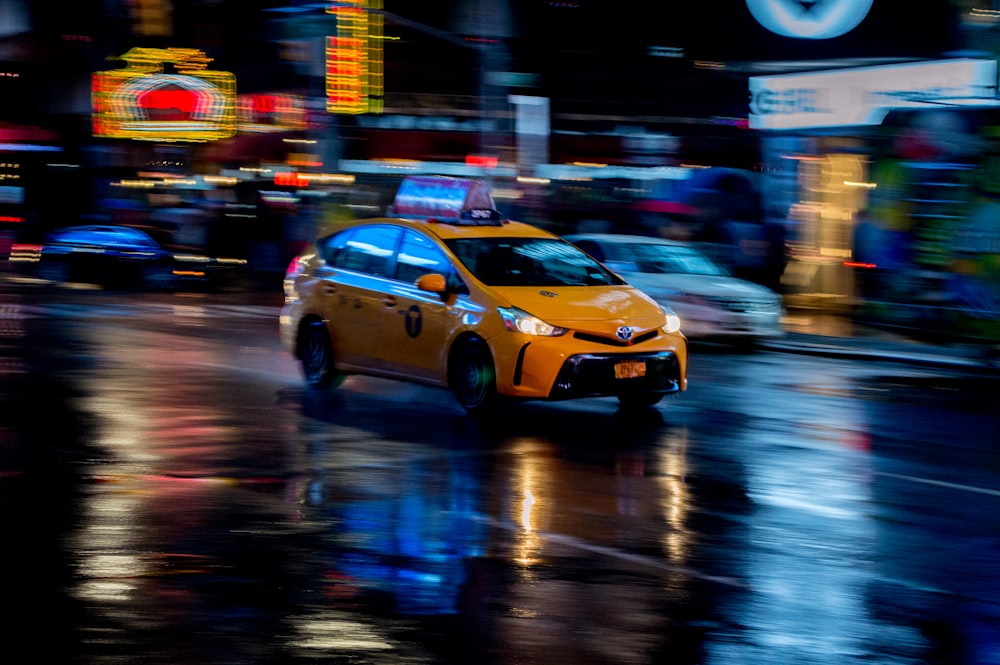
[468,512,749,589]
[875,471,1000,497]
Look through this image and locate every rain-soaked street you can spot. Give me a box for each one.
[2,282,999,664]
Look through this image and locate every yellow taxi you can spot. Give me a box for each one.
[279,176,687,413]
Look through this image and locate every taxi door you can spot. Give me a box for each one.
[318,224,403,370]
[377,229,460,382]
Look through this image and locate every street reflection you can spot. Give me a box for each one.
[297,433,490,617]
[289,613,395,653]
[654,427,691,566]
[864,374,1000,664]
[685,356,895,663]
[19,289,1000,663]
[510,437,550,568]
[76,489,145,603]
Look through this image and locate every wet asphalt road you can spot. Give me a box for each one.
[1,283,999,664]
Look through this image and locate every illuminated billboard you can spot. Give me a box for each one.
[236,93,308,133]
[749,58,998,131]
[93,47,237,142]
[326,0,384,114]
[678,0,953,63]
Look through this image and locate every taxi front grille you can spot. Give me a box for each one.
[549,351,681,400]
[573,330,658,347]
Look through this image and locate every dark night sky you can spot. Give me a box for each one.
[384,0,957,62]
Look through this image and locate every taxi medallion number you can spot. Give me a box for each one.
[614,360,646,379]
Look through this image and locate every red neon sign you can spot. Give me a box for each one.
[275,172,308,187]
[138,87,198,115]
[236,93,308,133]
[466,155,499,168]
[326,0,383,115]
[93,47,236,142]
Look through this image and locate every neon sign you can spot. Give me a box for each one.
[749,59,999,130]
[326,0,384,114]
[745,0,872,39]
[92,47,237,142]
[236,93,308,133]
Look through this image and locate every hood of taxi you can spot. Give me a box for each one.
[490,285,667,331]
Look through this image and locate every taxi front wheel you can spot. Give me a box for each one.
[450,338,498,414]
[300,320,344,389]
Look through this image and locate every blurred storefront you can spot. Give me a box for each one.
[7,0,1000,309]
[751,57,1000,341]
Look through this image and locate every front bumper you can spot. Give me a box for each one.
[490,329,687,401]
[548,351,683,400]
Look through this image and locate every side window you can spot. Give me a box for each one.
[395,230,449,283]
[333,225,401,277]
[320,228,354,264]
[396,230,468,293]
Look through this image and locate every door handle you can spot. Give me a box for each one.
[323,284,337,296]
[381,296,397,308]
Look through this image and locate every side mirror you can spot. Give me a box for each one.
[415,272,448,293]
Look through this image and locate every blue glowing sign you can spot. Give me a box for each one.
[746,0,873,39]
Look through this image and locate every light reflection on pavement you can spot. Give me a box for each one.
[2,285,1000,664]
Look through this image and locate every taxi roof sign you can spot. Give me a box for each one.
[390,175,503,224]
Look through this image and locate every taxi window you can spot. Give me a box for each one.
[446,237,624,287]
[319,228,355,264]
[333,225,402,277]
[395,230,468,293]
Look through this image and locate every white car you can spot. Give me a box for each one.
[565,233,784,342]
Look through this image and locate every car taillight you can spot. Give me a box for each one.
[9,243,42,262]
[283,255,308,299]
[285,256,305,278]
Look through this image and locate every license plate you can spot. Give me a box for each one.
[614,360,646,379]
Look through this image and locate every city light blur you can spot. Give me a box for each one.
[0,1,997,344]
[5,5,1000,662]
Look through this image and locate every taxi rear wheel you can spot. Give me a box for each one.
[300,320,344,389]
[450,338,498,414]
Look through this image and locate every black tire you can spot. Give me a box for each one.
[300,320,344,389]
[141,263,178,291]
[450,337,498,414]
[36,260,70,285]
[617,392,664,408]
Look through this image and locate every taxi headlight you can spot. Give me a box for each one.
[498,306,568,337]
[662,307,682,334]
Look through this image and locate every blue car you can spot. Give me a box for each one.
[21,224,219,290]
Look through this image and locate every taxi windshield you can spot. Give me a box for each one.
[446,237,625,287]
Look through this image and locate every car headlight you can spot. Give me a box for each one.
[498,306,568,336]
[662,307,682,334]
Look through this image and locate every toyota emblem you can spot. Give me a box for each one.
[616,326,634,341]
